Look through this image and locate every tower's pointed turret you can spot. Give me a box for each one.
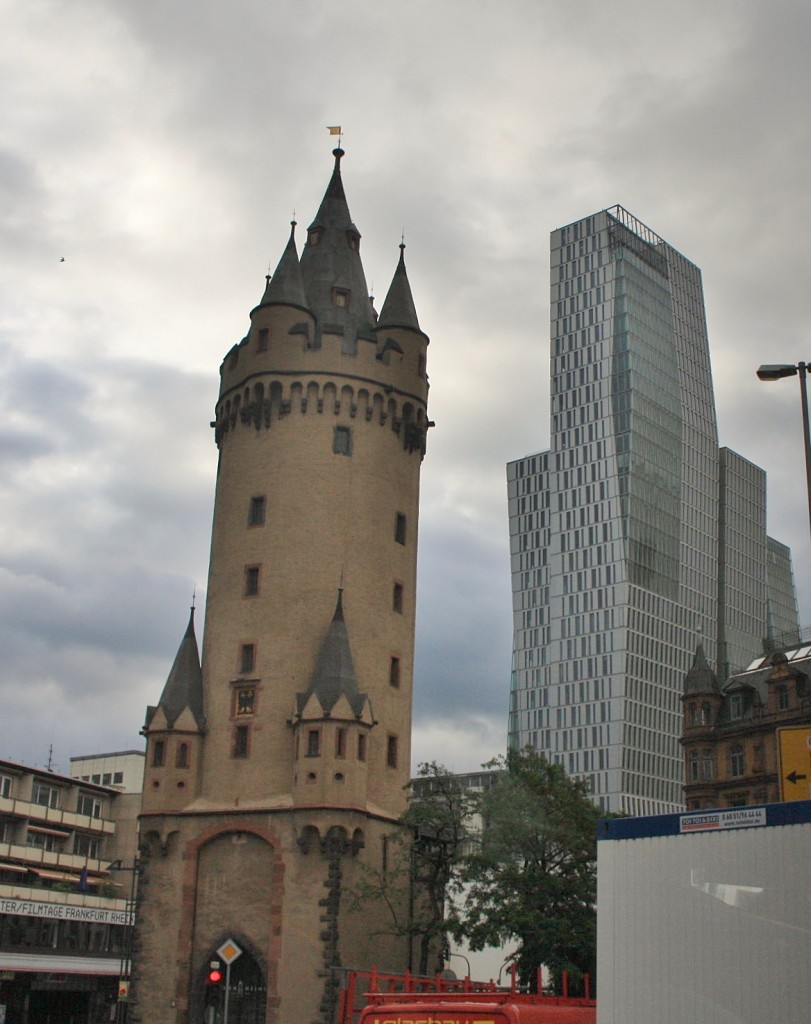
[151,606,204,729]
[296,590,369,717]
[683,643,719,697]
[377,242,422,333]
[299,148,376,348]
[257,220,309,312]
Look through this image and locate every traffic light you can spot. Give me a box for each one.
[208,967,223,985]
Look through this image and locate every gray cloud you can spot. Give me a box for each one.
[2,0,811,775]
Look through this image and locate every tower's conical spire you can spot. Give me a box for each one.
[258,220,309,311]
[298,591,367,716]
[156,606,204,727]
[378,242,421,332]
[299,148,376,344]
[683,643,719,696]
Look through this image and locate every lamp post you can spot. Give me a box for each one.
[756,361,811,555]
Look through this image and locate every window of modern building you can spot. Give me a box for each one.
[0,775,12,799]
[306,729,320,758]
[233,726,250,759]
[389,656,401,688]
[333,426,352,456]
[32,783,60,810]
[248,496,266,527]
[240,643,256,674]
[27,830,62,853]
[257,327,269,352]
[395,512,407,545]
[74,834,100,860]
[392,582,404,614]
[235,687,255,717]
[176,743,189,769]
[77,794,102,819]
[386,735,398,769]
[113,772,124,785]
[152,740,165,768]
[244,565,261,597]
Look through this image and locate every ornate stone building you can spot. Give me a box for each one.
[132,148,430,1024]
[681,641,811,809]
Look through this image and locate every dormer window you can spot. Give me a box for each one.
[307,227,323,247]
[346,231,360,252]
[333,288,349,309]
[728,692,744,720]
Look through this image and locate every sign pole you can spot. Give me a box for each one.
[223,962,231,1024]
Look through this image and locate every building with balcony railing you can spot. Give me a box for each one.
[0,753,142,1024]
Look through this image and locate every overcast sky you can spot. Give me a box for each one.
[2,0,811,776]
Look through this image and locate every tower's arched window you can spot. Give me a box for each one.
[152,740,165,768]
[176,743,189,769]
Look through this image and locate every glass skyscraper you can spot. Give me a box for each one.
[507,206,798,815]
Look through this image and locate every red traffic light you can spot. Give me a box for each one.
[208,969,222,984]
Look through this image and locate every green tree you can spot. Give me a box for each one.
[451,749,600,993]
[346,762,475,976]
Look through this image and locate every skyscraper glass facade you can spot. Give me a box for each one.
[508,207,798,815]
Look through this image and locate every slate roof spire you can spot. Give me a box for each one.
[297,590,368,717]
[299,148,376,346]
[683,643,719,696]
[156,606,205,728]
[257,220,309,312]
[377,242,422,333]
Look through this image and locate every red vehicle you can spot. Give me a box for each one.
[339,969,595,1024]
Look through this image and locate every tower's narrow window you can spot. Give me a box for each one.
[244,565,260,597]
[176,743,189,769]
[395,512,407,545]
[248,496,266,526]
[333,426,352,456]
[357,733,367,762]
[257,327,269,352]
[335,728,347,758]
[233,725,250,758]
[152,740,165,768]
[392,582,404,614]
[386,734,398,769]
[240,643,256,674]
[389,656,401,688]
[306,729,320,758]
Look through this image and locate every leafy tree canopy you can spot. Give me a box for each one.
[450,748,600,992]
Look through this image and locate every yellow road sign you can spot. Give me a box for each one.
[777,726,811,801]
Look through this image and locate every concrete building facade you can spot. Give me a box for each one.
[133,149,430,1024]
[507,206,797,816]
[0,755,139,1024]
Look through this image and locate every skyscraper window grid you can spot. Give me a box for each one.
[508,206,797,815]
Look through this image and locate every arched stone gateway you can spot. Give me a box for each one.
[198,945,267,1024]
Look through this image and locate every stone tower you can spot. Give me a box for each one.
[134,148,430,1024]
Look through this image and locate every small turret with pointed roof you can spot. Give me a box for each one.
[377,242,424,335]
[296,590,370,718]
[683,643,719,697]
[151,605,204,729]
[256,220,310,313]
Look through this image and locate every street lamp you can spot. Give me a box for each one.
[756,361,811,555]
